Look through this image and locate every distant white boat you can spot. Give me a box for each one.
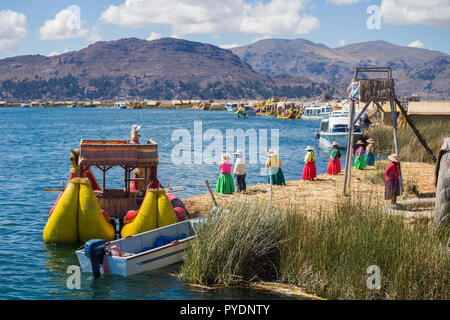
[115,102,126,109]
[76,217,206,277]
[316,111,363,148]
[225,103,238,112]
[301,104,332,120]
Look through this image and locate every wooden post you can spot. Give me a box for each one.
[343,99,355,194]
[390,99,403,195]
[205,180,218,207]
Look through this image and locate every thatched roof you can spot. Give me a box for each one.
[408,101,450,115]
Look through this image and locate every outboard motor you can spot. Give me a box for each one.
[84,239,106,278]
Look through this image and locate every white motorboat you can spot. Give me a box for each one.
[226,103,238,112]
[301,104,333,120]
[316,111,363,148]
[76,217,206,277]
[115,102,126,109]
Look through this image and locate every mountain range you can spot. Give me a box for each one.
[232,39,450,99]
[0,37,448,101]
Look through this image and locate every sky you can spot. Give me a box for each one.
[0,0,449,59]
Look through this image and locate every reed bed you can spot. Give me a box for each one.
[180,197,449,300]
[367,119,449,163]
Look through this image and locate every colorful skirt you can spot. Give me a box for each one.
[354,155,366,170]
[267,167,286,185]
[302,162,317,180]
[326,158,341,175]
[366,152,375,166]
[216,173,235,194]
[385,179,400,200]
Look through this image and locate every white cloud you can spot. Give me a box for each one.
[40,5,89,40]
[147,32,161,41]
[219,43,241,49]
[381,0,450,29]
[47,48,70,57]
[87,26,102,42]
[327,0,360,4]
[100,0,320,36]
[0,10,27,52]
[408,40,424,48]
[339,39,346,46]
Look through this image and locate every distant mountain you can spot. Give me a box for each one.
[232,39,450,99]
[0,38,329,101]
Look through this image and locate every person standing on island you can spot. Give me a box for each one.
[236,104,244,118]
[130,124,141,144]
[233,149,246,192]
[365,138,376,166]
[354,140,366,170]
[326,141,341,175]
[266,149,286,185]
[216,153,235,194]
[302,146,317,180]
[385,154,401,204]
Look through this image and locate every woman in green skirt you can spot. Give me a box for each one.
[265,149,286,185]
[216,153,235,194]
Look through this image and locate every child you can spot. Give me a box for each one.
[326,141,341,175]
[302,146,317,180]
[216,153,235,194]
[365,138,376,166]
[354,140,366,170]
[266,149,286,185]
[233,150,246,192]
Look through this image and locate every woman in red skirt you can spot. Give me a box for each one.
[302,146,317,180]
[385,154,401,204]
[326,141,341,175]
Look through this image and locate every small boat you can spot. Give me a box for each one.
[301,104,332,120]
[115,102,127,109]
[20,103,30,107]
[76,217,206,277]
[225,103,238,112]
[277,110,295,119]
[315,111,363,148]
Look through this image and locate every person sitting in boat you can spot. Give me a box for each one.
[266,149,286,185]
[130,124,141,144]
[365,138,376,166]
[385,154,401,205]
[326,141,341,175]
[302,146,317,180]
[354,140,366,170]
[233,149,247,192]
[215,153,235,194]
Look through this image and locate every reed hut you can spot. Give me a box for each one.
[434,137,450,227]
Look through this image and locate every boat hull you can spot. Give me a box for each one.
[76,217,206,276]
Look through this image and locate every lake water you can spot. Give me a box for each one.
[0,107,349,300]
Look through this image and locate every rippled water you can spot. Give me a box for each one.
[0,107,348,300]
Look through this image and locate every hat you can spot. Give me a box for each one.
[234,149,243,157]
[332,141,339,146]
[221,153,231,161]
[306,146,314,151]
[367,138,375,143]
[131,124,141,133]
[356,140,364,145]
[267,149,277,157]
[388,154,400,163]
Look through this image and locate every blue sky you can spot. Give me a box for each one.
[0,0,449,59]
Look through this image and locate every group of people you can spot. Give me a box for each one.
[129,124,400,204]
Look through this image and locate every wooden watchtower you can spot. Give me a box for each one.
[342,67,437,195]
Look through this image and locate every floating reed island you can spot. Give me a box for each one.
[180,162,449,300]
